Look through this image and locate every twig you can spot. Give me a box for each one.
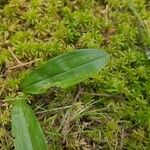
[120,126,125,149]
[7,49,22,64]
[83,92,110,97]
[0,83,6,96]
[8,59,40,70]
[82,92,127,101]
[36,105,72,114]
[74,87,83,101]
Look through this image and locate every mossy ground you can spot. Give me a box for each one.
[0,0,150,149]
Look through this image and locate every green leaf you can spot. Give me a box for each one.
[21,49,109,94]
[12,99,48,150]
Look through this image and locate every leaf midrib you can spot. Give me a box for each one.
[23,54,107,88]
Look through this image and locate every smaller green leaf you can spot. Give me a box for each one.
[12,99,48,150]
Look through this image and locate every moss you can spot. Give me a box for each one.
[0,0,150,149]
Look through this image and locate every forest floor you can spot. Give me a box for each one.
[0,0,150,149]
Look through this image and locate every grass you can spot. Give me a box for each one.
[0,0,150,149]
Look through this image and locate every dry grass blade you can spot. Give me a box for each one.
[125,0,150,59]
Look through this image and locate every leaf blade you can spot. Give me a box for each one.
[12,99,48,150]
[21,49,109,94]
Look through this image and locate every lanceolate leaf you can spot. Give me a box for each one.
[12,99,48,150]
[21,49,109,94]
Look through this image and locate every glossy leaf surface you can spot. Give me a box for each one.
[12,99,48,150]
[21,49,109,94]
